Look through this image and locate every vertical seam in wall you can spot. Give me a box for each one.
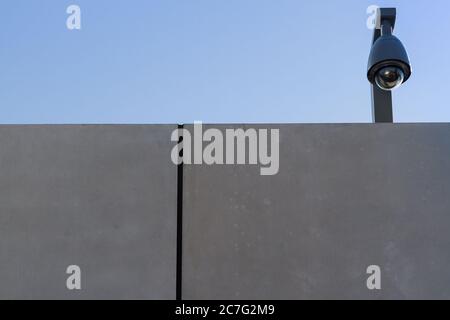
[176,124,184,301]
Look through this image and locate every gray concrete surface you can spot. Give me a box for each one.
[0,125,177,299]
[183,124,450,299]
[2,123,450,300]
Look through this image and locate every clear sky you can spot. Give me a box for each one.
[1,0,449,124]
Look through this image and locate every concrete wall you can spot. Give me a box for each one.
[182,124,450,299]
[2,124,450,299]
[0,125,177,299]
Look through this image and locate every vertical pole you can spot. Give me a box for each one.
[176,124,184,301]
[371,21,393,123]
[371,85,393,123]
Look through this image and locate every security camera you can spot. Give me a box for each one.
[367,9,411,91]
[368,8,412,123]
[374,65,405,91]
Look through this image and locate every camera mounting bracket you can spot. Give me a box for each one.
[373,8,396,44]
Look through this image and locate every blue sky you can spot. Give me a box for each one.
[1,0,449,124]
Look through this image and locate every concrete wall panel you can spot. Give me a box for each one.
[0,125,177,299]
[183,124,450,299]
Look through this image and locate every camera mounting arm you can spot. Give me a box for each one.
[373,7,396,43]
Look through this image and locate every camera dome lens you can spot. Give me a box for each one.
[375,66,405,91]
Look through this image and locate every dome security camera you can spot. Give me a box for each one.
[367,11,411,91]
[368,8,411,123]
[375,65,405,91]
